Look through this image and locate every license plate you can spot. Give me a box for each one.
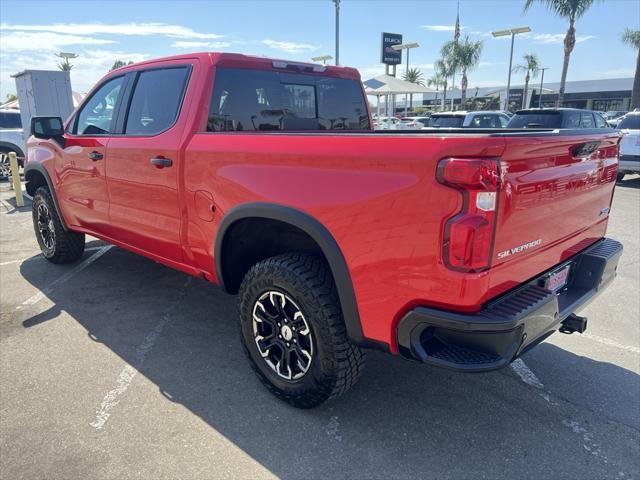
[545,264,571,292]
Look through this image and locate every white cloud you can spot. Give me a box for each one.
[531,33,596,44]
[171,41,232,49]
[262,39,319,54]
[479,61,505,67]
[489,31,596,44]
[421,25,465,32]
[0,49,150,96]
[0,22,224,39]
[603,67,635,77]
[0,31,116,53]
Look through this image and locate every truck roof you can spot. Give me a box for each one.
[110,51,362,80]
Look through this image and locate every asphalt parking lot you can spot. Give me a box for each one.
[1,177,639,480]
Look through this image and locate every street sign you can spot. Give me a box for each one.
[381,32,402,65]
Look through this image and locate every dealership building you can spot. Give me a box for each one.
[412,77,634,112]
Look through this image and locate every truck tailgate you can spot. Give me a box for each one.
[492,132,619,270]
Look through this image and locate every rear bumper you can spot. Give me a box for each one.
[396,238,623,372]
[619,155,640,172]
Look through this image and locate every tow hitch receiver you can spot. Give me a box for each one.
[560,314,588,334]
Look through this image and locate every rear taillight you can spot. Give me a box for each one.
[437,158,501,273]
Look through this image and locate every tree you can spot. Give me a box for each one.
[427,72,446,107]
[441,36,483,109]
[110,59,135,72]
[402,67,425,109]
[621,29,640,110]
[5,93,17,103]
[434,58,454,110]
[524,0,596,107]
[513,53,540,108]
[58,60,73,71]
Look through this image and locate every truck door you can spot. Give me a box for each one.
[57,75,126,232]
[105,64,193,263]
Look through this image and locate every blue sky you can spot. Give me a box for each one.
[1,0,638,99]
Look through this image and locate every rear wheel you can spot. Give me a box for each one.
[32,186,85,263]
[238,253,365,408]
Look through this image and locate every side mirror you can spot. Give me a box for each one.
[31,116,64,140]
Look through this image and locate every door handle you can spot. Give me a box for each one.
[88,151,103,161]
[150,157,173,168]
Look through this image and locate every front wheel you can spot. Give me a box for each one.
[32,187,85,263]
[238,253,365,408]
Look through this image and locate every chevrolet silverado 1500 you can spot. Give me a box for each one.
[25,53,623,408]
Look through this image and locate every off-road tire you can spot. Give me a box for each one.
[238,253,366,408]
[32,186,85,264]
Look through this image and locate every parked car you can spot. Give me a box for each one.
[397,116,431,129]
[507,108,609,129]
[603,110,627,128]
[617,111,640,181]
[426,111,510,128]
[373,116,400,130]
[0,109,26,179]
[26,52,623,408]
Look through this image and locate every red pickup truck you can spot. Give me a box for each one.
[25,53,623,408]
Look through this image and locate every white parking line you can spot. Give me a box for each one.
[20,245,113,307]
[90,314,172,430]
[0,246,104,267]
[510,359,545,389]
[510,358,620,471]
[89,278,190,430]
[582,333,640,355]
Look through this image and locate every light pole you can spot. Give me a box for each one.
[492,26,531,111]
[391,42,419,114]
[538,67,550,108]
[332,0,340,65]
[311,55,334,65]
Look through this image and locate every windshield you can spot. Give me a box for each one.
[618,115,640,130]
[507,112,562,128]
[0,111,22,129]
[428,115,464,128]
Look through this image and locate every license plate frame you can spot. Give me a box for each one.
[544,264,572,292]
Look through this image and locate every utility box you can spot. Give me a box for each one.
[12,70,74,139]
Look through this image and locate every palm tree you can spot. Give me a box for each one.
[427,72,446,107]
[434,58,454,110]
[513,53,540,108]
[451,36,484,109]
[524,0,596,107]
[402,67,425,109]
[621,29,640,110]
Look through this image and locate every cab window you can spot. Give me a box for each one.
[73,76,124,135]
[125,67,190,135]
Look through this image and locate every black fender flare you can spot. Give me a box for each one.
[0,141,25,159]
[215,203,384,349]
[24,162,69,231]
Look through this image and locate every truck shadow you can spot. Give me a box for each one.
[18,245,640,478]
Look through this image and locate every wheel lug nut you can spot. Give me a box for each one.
[277,323,281,327]
[278,334,282,339]
[286,342,290,347]
[293,339,297,343]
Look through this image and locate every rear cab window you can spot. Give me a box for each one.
[207,67,370,131]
